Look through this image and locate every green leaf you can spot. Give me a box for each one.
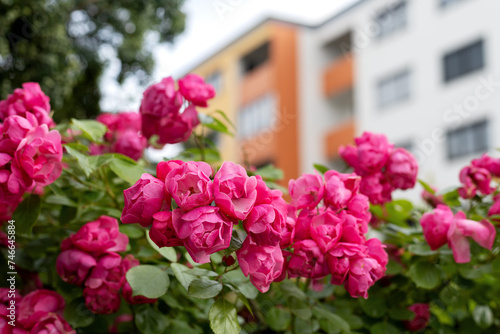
[418,179,435,194]
[171,263,197,291]
[289,297,312,320]
[441,188,461,207]
[188,279,223,299]
[408,262,441,289]
[253,164,284,181]
[388,308,415,320]
[280,281,307,300]
[209,298,240,334]
[146,230,177,262]
[313,306,350,334]
[135,305,168,334]
[473,305,493,329]
[45,195,78,207]
[12,194,41,236]
[385,260,404,275]
[64,145,94,177]
[265,308,292,331]
[408,243,438,256]
[360,297,387,318]
[71,118,107,143]
[109,156,144,184]
[313,164,330,174]
[63,297,95,328]
[214,110,236,130]
[120,225,144,239]
[200,113,233,136]
[370,322,399,334]
[126,265,170,299]
[64,142,90,152]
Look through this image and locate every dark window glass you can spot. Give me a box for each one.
[447,120,488,159]
[374,1,407,38]
[241,42,270,74]
[443,40,484,82]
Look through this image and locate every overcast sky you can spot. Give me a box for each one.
[100,0,357,112]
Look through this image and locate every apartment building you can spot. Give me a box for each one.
[299,0,500,190]
[187,19,302,184]
[187,0,500,191]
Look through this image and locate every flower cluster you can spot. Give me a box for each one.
[339,132,418,205]
[0,83,63,221]
[0,288,75,333]
[420,205,496,263]
[284,171,388,298]
[404,303,430,332]
[139,75,215,145]
[56,216,155,314]
[121,160,288,292]
[457,153,500,199]
[90,112,147,161]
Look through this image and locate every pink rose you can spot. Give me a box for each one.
[345,256,381,299]
[56,249,97,286]
[66,216,128,255]
[420,205,454,250]
[243,204,285,247]
[338,145,359,171]
[173,206,233,263]
[121,174,169,227]
[458,165,493,199]
[0,113,38,155]
[114,112,142,133]
[340,212,367,244]
[254,176,287,212]
[324,171,360,210]
[213,161,258,220]
[447,211,496,263]
[472,154,500,177]
[0,82,54,127]
[178,74,216,107]
[340,132,393,175]
[156,160,184,181]
[359,172,392,205]
[156,105,200,145]
[293,209,314,241]
[29,313,75,334]
[83,284,121,315]
[288,173,324,210]
[385,148,418,190]
[280,205,296,248]
[327,243,366,285]
[166,161,214,211]
[288,240,329,279]
[112,130,147,161]
[139,77,182,118]
[421,187,445,208]
[365,238,388,280]
[488,194,500,222]
[121,255,156,305]
[9,124,63,193]
[346,194,371,228]
[236,239,284,293]
[149,211,183,248]
[404,303,430,331]
[18,290,65,329]
[310,210,342,253]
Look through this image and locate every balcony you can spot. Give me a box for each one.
[322,53,354,97]
[324,119,355,159]
[240,62,274,105]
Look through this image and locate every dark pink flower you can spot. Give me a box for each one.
[288,240,329,279]
[112,130,147,161]
[0,113,38,155]
[149,211,183,248]
[280,205,296,248]
[213,161,258,220]
[243,204,285,247]
[29,313,75,334]
[421,187,445,208]
[359,172,392,205]
[288,173,324,210]
[488,194,500,223]
[340,132,393,175]
[66,216,128,255]
[327,243,366,285]
[324,171,360,210]
[121,174,169,227]
[56,249,97,286]
[83,284,121,315]
[420,205,454,250]
[139,77,182,118]
[404,303,430,331]
[173,206,233,263]
[156,160,184,181]
[293,209,314,241]
[458,165,493,199]
[0,82,54,127]
[472,154,500,177]
[155,105,200,145]
[178,74,216,107]
[346,194,371,223]
[340,212,367,244]
[310,210,342,253]
[345,256,381,299]
[236,239,284,293]
[385,148,418,190]
[166,161,214,211]
[18,290,65,329]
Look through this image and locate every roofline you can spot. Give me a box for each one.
[313,0,369,28]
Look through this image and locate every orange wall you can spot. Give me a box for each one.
[324,119,355,159]
[323,52,354,97]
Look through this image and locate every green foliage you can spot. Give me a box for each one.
[126,265,170,299]
[209,299,240,334]
[0,0,186,120]
[12,194,41,235]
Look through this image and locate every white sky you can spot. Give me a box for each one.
[100,0,357,113]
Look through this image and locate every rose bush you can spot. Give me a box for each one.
[0,80,499,334]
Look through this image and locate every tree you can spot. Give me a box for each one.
[0,0,185,122]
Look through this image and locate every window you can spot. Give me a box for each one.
[238,94,276,140]
[443,40,484,82]
[378,69,411,108]
[241,42,270,75]
[374,1,407,38]
[447,120,488,159]
[205,71,222,94]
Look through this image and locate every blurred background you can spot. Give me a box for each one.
[1,0,499,194]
